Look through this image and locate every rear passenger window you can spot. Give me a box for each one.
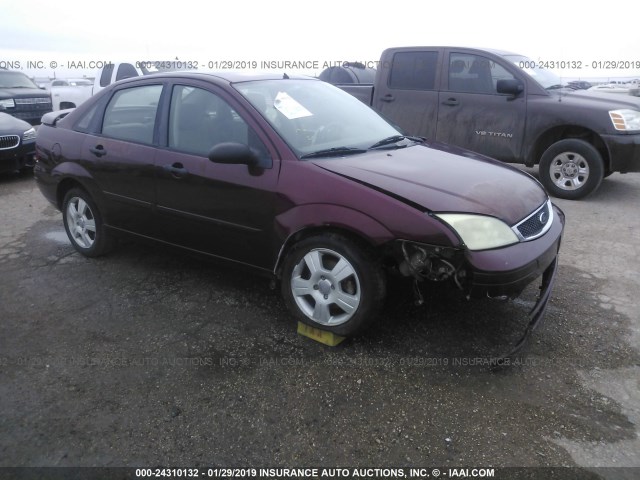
[388,51,438,90]
[101,85,162,144]
[448,53,516,94]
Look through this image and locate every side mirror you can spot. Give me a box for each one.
[208,142,259,166]
[497,79,524,95]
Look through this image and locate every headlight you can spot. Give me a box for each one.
[22,127,37,142]
[0,98,15,109]
[435,214,519,251]
[609,109,640,131]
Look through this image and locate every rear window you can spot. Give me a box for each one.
[116,63,139,82]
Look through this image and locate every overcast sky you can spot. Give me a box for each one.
[2,0,639,80]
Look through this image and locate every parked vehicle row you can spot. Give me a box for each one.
[321,47,640,200]
[34,72,563,341]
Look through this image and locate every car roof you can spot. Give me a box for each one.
[117,71,315,87]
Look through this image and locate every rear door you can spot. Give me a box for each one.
[372,48,441,139]
[435,49,526,162]
[81,82,164,236]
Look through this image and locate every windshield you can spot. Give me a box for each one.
[234,79,401,158]
[504,55,565,89]
[0,71,39,89]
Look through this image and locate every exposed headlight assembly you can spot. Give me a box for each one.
[435,214,519,251]
[609,109,640,132]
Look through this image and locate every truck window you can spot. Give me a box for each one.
[448,53,516,94]
[116,63,139,82]
[388,51,438,91]
[100,64,114,87]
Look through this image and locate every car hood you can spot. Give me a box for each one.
[0,112,31,133]
[313,143,547,226]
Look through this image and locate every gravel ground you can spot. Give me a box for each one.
[0,168,638,479]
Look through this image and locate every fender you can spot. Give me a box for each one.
[272,203,395,274]
[51,162,104,209]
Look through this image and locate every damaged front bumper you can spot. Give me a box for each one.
[391,204,564,354]
[505,255,558,356]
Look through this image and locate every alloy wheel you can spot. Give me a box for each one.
[290,248,361,326]
[66,196,97,249]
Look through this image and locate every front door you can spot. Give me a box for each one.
[436,50,526,162]
[154,83,279,270]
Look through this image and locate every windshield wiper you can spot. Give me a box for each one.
[545,84,566,90]
[300,147,367,159]
[368,135,423,150]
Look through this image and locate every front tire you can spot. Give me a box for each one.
[62,188,113,257]
[538,139,604,200]
[280,234,385,337]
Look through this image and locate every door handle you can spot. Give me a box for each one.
[442,98,459,106]
[163,163,188,178]
[380,94,395,102]
[89,145,107,157]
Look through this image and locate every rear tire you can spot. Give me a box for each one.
[280,233,385,337]
[538,139,604,200]
[62,188,113,257]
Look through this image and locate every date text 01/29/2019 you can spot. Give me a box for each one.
[518,60,640,70]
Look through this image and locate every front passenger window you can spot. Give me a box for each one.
[168,85,271,166]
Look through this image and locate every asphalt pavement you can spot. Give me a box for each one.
[0,168,638,479]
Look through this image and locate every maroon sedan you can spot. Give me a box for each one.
[34,72,563,339]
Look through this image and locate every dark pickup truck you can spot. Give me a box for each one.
[321,47,640,199]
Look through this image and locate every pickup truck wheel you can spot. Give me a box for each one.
[539,139,604,200]
[281,234,385,337]
[62,188,113,257]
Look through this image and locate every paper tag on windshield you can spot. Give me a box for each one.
[273,91,312,119]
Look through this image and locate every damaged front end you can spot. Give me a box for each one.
[392,240,467,305]
[389,234,561,357]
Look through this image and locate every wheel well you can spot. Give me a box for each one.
[274,226,382,278]
[528,126,609,170]
[59,102,76,109]
[56,178,86,209]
